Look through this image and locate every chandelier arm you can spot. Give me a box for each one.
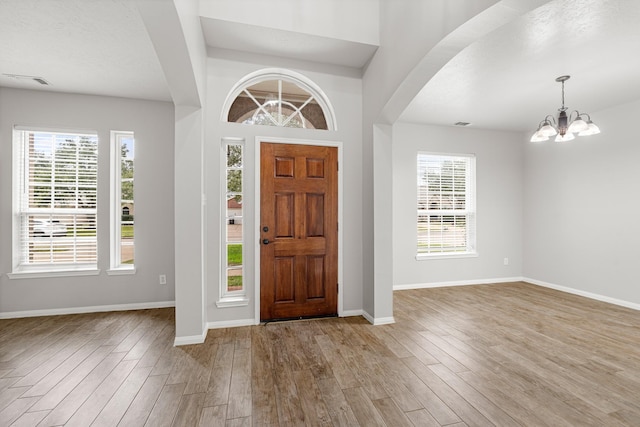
[544,115,557,125]
[569,110,582,122]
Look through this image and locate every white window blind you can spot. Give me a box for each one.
[417,153,476,257]
[15,129,98,271]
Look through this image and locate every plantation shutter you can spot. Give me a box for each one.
[16,129,98,269]
[417,153,476,256]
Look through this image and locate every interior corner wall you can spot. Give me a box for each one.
[0,87,175,313]
[204,57,364,324]
[174,105,206,339]
[392,122,524,287]
[523,98,640,305]
[372,124,393,321]
[361,0,501,320]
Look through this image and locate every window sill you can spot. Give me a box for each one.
[216,297,249,308]
[8,268,101,280]
[416,252,478,261]
[106,267,136,276]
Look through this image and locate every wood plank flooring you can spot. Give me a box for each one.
[1,281,639,426]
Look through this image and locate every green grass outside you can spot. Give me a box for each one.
[228,275,243,291]
[228,244,242,266]
[121,225,134,238]
[60,225,133,238]
[227,243,242,291]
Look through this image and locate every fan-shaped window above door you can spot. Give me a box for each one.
[223,69,337,131]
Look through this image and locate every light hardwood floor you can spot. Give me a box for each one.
[1,282,639,426]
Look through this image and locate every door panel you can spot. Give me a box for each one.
[260,142,338,321]
[306,194,325,237]
[306,256,325,299]
[274,257,295,302]
[274,193,294,238]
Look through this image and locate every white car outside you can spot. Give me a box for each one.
[33,220,67,237]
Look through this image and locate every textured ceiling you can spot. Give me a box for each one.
[200,17,379,70]
[399,0,640,132]
[0,0,171,101]
[2,0,638,134]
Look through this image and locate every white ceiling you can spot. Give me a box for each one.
[200,17,378,70]
[399,0,640,132]
[0,0,171,101]
[1,0,639,134]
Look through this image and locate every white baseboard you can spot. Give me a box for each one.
[393,276,524,291]
[206,318,256,329]
[0,300,176,319]
[341,309,364,317]
[174,329,207,346]
[373,316,395,325]
[523,277,640,311]
[362,310,395,326]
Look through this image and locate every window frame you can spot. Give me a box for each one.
[108,131,136,274]
[217,138,248,307]
[10,127,100,278]
[416,152,477,260]
[221,68,337,131]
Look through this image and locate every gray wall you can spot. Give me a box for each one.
[523,98,640,305]
[0,88,176,314]
[392,123,524,287]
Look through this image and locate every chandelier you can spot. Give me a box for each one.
[530,75,600,142]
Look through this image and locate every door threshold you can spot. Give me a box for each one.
[261,313,337,325]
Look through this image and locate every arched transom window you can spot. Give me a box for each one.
[223,70,336,131]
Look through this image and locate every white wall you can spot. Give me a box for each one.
[137,0,209,343]
[361,0,507,322]
[204,57,364,324]
[366,0,500,121]
[393,122,524,287]
[0,88,175,314]
[523,99,640,305]
[199,0,379,45]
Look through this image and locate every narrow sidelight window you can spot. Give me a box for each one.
[110,131,135,270]
[224,141,244,296]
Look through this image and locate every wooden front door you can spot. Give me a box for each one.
[260,142,338,321]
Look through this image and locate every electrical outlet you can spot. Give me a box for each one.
[503,258,509,266]
[159,274,167,285]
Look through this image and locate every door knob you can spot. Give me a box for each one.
[262,239,270,245]
[262,226,269,232]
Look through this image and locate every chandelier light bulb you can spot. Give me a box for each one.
[568,116,588,134]
[555,132,575,142]
[540,123,557,137]
[530,131,549,142]
[578,120,601,136]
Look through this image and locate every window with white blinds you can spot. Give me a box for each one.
[417,153,476,257]
[13,129,98,272]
